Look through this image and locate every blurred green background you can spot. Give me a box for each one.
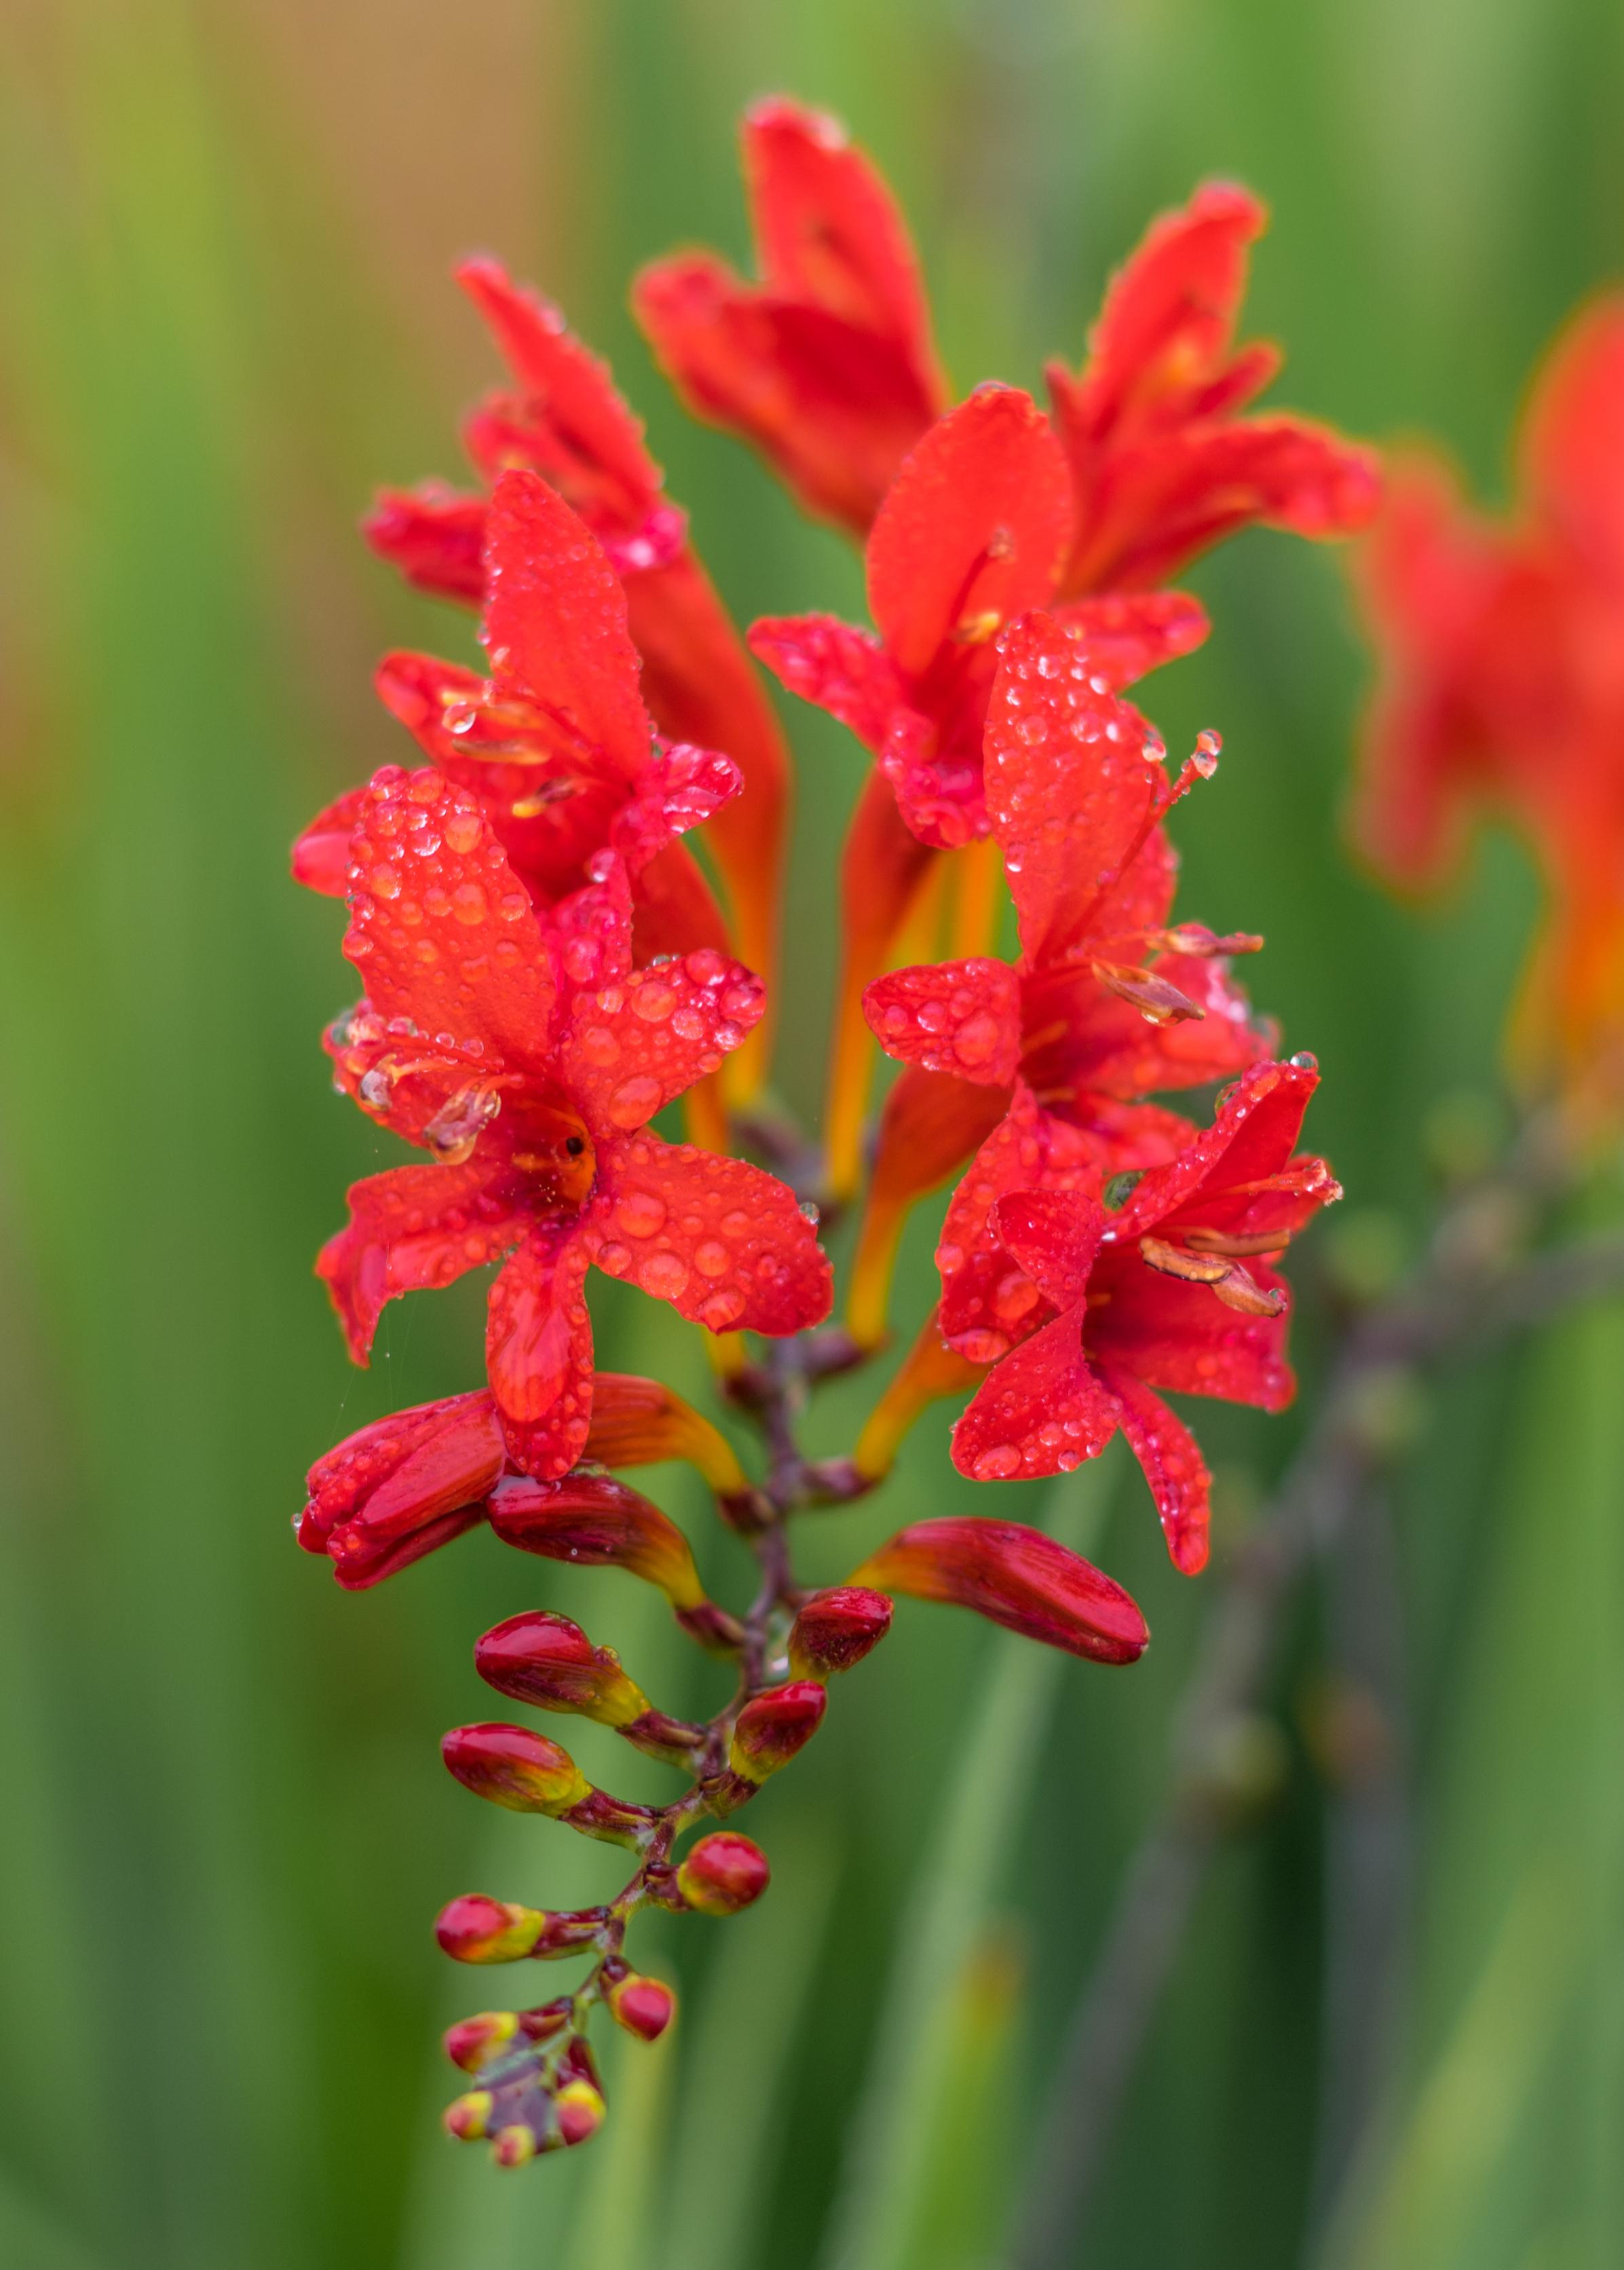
[3,2,1622,2265]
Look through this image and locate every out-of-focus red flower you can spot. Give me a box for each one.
[1046,182,1379,596]
[299,469,739,973]
[854,609,1269,1343]
[633,96,947,538]
[316,764,829,1478]
[297,1387,504,1587]
[363,263,793,1087]
[1353,300,1624,1097]
[852,1517,1148,1664]
[951,1058,1340,1573]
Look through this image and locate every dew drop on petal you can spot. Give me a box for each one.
[639,1250,690,1300]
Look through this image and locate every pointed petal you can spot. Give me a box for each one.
[748,614,905,752]
[985,611,1178,965]
[559,950,764,1132]
[937,1085,1106,1361]
[1049,589,1209,685]
[1088,1255,1295,1411]
[342,766,558,1066]
[867,387,1072,682]
[487,1468,706,1607]
[1097,1365,1212,1573]
[852,1515,1148,1663]
[482,468,650,776]
[950,1308,1122,1483]
[485,1221,601,1474]
[317,1160,529,1362]
[1021,952,1268,1104]
[363,481,488,603]
[292,786,370,897]
[594,1134,831,1336]
[864,957,1022,1084]
[1114,1058,1336,1247]
[990,1187,1108,1311]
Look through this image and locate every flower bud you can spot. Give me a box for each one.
[487,1472,741,1652]
[444,2010,519,2072]
[789,1587,893,1679]
[299,1390,504,1587]
[728,1680,826,1783]
[436,1895,607,1964]
[852,1517,1149,1665]
[605,1971,677,2043]
[475,1611,650,1729]
[443,2090,493,2140]
[493,2123,537,2168]
[442,1723,592,1815]
[677,1831,771,1916]
[554,2080,606,2148]
[586,1374,760,1526]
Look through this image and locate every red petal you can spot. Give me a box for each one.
[363,482,488,603]
[342,766,559,1067]
[1021,952,1268,1105]
[744,96,939,359]
[317,1160,529,1362]
[852,1515,1148,1664]
[303,1388,505,1546]
[749,614,905,751]
[863,958,1022,1085]
[611,741,741,872]
[867,388,1072,683]
[990,1187,1107,1311]
[1114,1058,1336,1248]
[594,1134,832,1336]
[629,841,734,963]
[457,259,664,534]
[937,1084,1105,1361]
[951,1308,1123,1483]
[560,950,765,1132]
[1096,1366,1212,1574]
[984,612,1179,966]
[292,787,370,897]
[485,1221,601,1472]
[487,1468,704,1605]
[1087,1254,1295,1411]
[849,1066,1012,1347]
[1517,297,1624,581]
[1049,589,1210,686]
[481,469,649,777]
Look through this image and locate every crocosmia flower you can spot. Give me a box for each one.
[634,95,947,538]
[362,261,791,1073]
[1353,299,1624,1096]
[856,608,1268,1342]
[951,1057,1340,1571]
[318,765,829,1475]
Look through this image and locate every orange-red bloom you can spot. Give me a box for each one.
[635,96,947,538]
[1353,299,1624,1096]
[951,1058,1339,1572]
[362,261,792,1073]
[316,765,829,1477]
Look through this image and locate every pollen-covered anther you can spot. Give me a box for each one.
[1155,923,1266,958]
[1092,963,1205,1024]
[1180,1225,1294,1258]
[1137,1234,1284,1317]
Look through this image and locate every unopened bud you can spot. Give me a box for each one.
[300,1389,503,1588]
[441,1723,591,1815]
[789,1587,893,1679]
[606,1971,677,2043]
[853,1517,1149,1664]
[493,2123,537,2168]
[586,1374,758,1525]
[443,2090,493,2140]
[436,1897,547,1964]
[487,1472,740,1650]
[475,1611,650,1728]
[554,2080,606,2147]
[444,2010,519,2072]
[677,1831,771,1916]
[728,1680,826,1782]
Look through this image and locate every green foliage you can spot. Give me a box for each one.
[1,1,1621,2265]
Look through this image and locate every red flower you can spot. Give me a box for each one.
[633,96,947,538]
[316,764,829,1476]
[362,260,793,1075]
[1353,300,1624,1094]
[951,1058,1340,1573]
[857,609,1269,1343]
[298,470,740,975]
[852,1517,1148,1664]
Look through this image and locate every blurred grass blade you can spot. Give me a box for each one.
[819,1464,1114,2270]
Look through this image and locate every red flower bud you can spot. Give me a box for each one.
[299,1390,504,1588]
[728,1680,827,1782]
[475,1612,651,1729]
[492,2123,537,2167]
[605,1971,677,2043]
[554,2079,606,2147]
[788,1586,893,1679]
[677,1831,771,1916]
[851,1517,1149,1665]
[440,1724,591,1815]
[487,1472,742,1653]
[444,2010,519,2072]
[444,2090,494,2140]
[586,1373,761,1526]
[435,1895,607,1965]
